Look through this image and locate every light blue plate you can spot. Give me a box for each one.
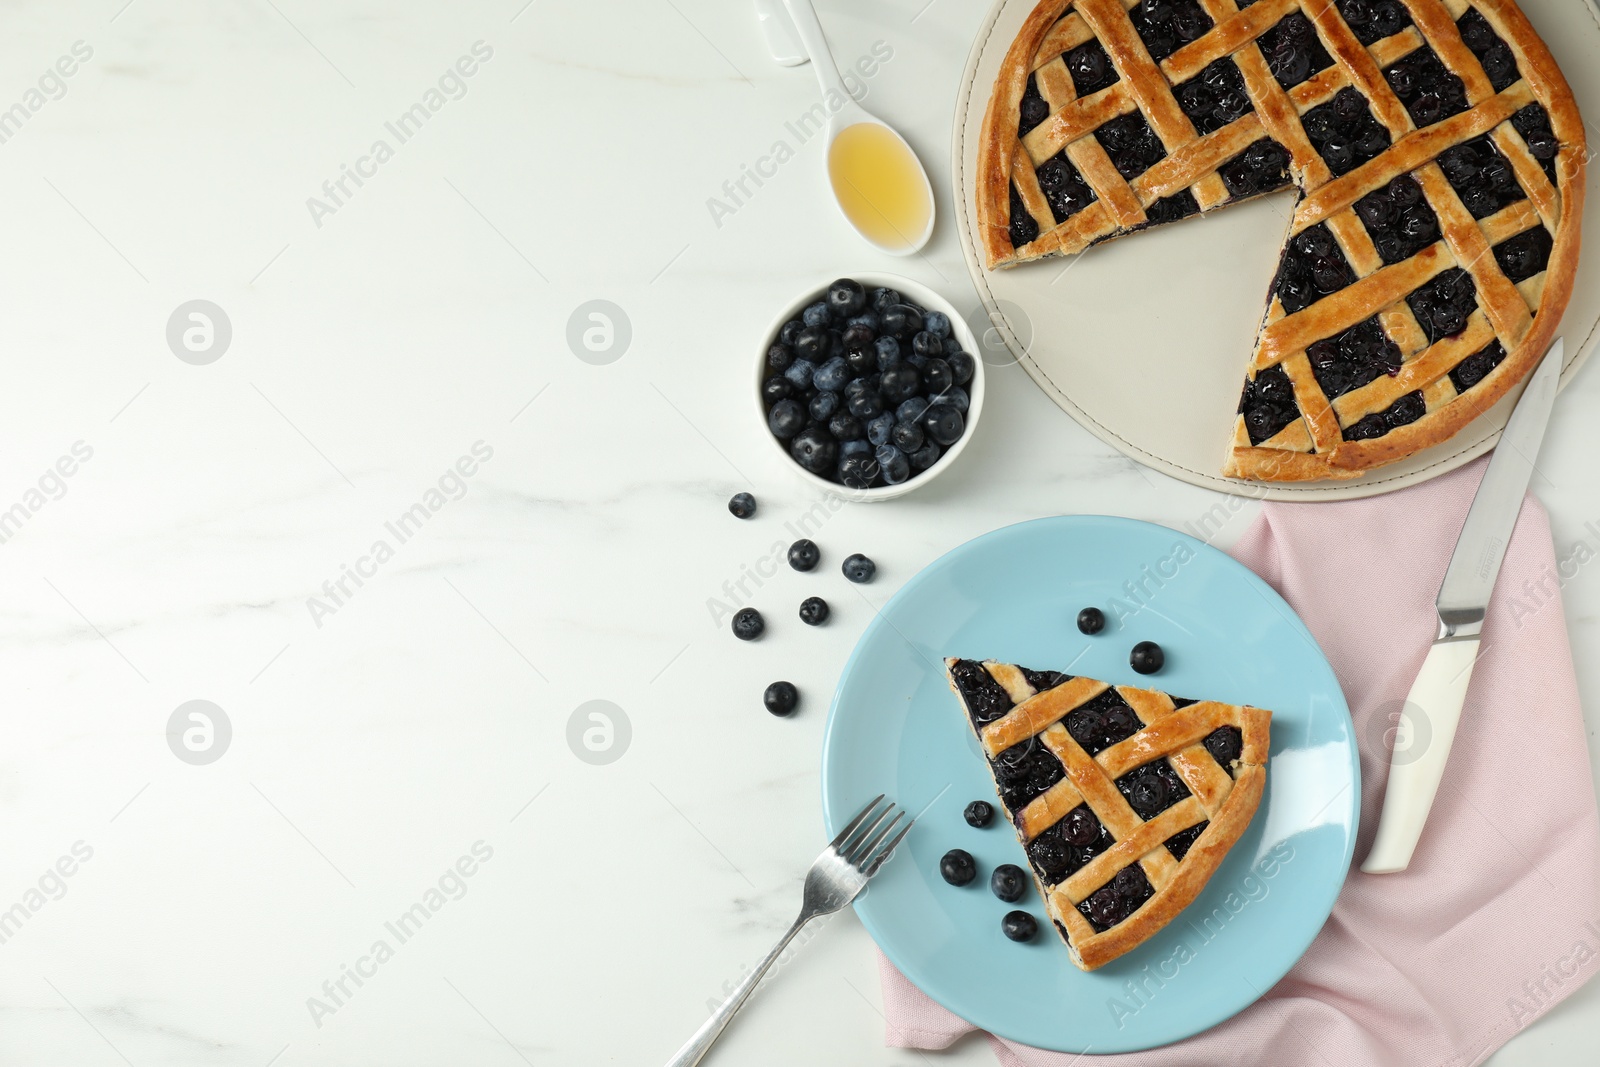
[821,516,1359,1053]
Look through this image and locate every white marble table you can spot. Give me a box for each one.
[0,1,1595,1064]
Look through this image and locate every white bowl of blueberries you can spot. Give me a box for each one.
[756,274,983,500]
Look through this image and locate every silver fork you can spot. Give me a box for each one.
[663,795,913,1067]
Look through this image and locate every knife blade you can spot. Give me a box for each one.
[1362,337,1564,874]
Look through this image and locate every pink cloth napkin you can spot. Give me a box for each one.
[879,457,1600,1065]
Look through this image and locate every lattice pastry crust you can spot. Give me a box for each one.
[946,658,1270,970]
[976,0,1583,481]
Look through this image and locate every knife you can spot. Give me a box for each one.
[1361,337,1565,875]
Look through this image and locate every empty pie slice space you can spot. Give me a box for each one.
[975,0,1583,481]
[946,658,1271,970]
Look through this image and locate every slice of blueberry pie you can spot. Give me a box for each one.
[946,658,1270,970]
[976,0,1582,481]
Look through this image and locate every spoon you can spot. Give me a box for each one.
[781,0,936,255]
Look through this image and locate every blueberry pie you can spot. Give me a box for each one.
[977,0,1583,481]
[946,658,1270,970]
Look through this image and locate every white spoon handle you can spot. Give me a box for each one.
[781,0,848,99]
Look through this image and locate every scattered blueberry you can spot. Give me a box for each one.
[788,539,820,572]
[842,553,876,583]
[991,863,1029,903]
[732,608,765,641]
[940,849,977,886]
[1001,910,1038,942]
[964,800,995,827]
[764,681,799,717]
[1077,607,1105,635]
[799,596,830,625]
[728,492,756,519]
[1130,640,1165,674]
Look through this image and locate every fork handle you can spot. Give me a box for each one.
[663,913,810,1067]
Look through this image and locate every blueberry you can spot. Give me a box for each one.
[765,341,795,372]
[778,319,803,346]
[911,331,942,358]
[896,397,930,425]
[870,287,902,314]
[1127,773,1168,817]
[789,427,837,475]
[841,323,874,352]
[802,300,831,328]
[728,492,756,519]
[922,358,953,394]
[799,596,829,625]
[762,377,792,405]
[842,553,876,583]
[813,356,850,393]
[838,453,879,489]
[847,311,879,332]
[904,353,930,372]
[874,335,901,369]
[1130,640,1165,674]
[991,863,1029,903]
[1001,910,1038,942]
[941,386,970,413]
[839,438,870,458]
[809,390,839,420]
[909,442,942,471]
[876,444,910,484]
[891,420,924,453]
[828,413,863,441]
[880,365,921,405]
[767,399,805,439]
[923,310,951,337]
[827,278,866,318]
[879,303,924,340]
[1077,606,1105,634]
[867,412,895,447]
[732,607,764,641]
[764,680,799,716]
[940,849,977,886]
[845,347,876,376]
[794,326,831,362]
[947,351,976,386]
[788,539,820,571]
[1062,805,1100,846]
[848,391,883,420]
[783,359,817,390]
[923,404,965,446]
[1085,887,1124,928]
[964,800,994,827]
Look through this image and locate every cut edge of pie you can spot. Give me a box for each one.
[974,0,1584,483]
[945,657,1269,971]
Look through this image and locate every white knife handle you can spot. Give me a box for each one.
[1361,638,1480,874]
